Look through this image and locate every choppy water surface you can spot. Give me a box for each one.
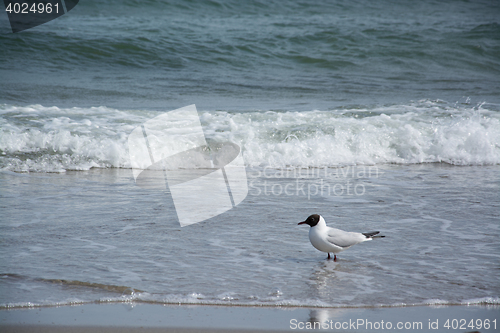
[1,0,499,109]
[1,163,498,308]
[1,102,499,173]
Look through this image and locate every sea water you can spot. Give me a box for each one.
[0,0,499,310]
[0,104,498,309]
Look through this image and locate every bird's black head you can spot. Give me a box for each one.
[298,214,321,227]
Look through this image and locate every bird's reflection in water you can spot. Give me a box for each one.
[309,258,375,305]
[310,259,341,295]
[307,308,331,327]
[306,308,354,329]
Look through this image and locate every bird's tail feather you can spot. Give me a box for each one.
[362,231,385,239]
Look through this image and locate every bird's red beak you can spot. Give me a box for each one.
[298,221,306,225]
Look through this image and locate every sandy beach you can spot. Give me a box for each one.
[1,303,498,332]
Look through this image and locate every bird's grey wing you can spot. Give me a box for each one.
[326,228,367,248]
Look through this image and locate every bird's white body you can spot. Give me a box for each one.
[308,216,369,254]
[298,214,383,260]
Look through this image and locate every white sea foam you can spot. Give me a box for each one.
[1,102,498,172]
[3,294,498,309]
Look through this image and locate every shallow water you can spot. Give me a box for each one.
[1,164,498,308]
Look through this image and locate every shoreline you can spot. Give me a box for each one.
[1,303,498,332]
[2,298,498,310]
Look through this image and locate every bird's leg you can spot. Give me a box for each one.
[334,254,337,261]
[327,253,331,260]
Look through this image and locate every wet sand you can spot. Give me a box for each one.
[1,303,498,332]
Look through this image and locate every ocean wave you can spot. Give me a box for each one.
[3,295,498,310]
[0,102,498,173]
[1,273,499,310]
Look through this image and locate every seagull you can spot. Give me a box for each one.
[298,214,385,260]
